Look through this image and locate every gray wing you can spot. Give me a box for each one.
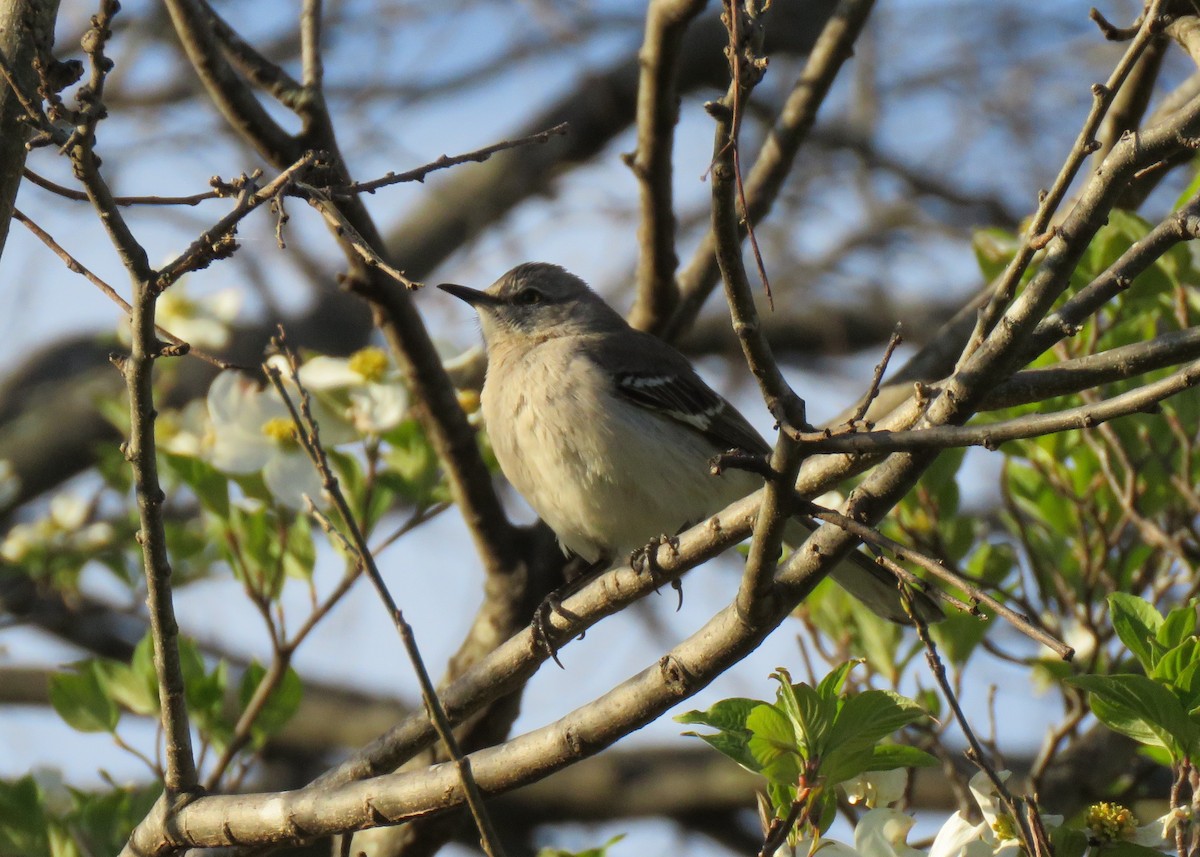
[585,330,771,456]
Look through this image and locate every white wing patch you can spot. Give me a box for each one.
[613,372,726,431]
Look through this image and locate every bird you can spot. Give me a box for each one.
[439,262,942,625]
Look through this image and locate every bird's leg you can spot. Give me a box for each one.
[531,556,609,668]
[630,534,683,610]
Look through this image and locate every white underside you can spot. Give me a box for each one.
[482,335,759,564]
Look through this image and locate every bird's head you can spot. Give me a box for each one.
[439,262,626,345]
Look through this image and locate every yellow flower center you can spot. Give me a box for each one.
[991,815,1018,842]
[348,346,389,382]
[1086,802,1137,841]
[457,389,481,414]
[262,417,298,446]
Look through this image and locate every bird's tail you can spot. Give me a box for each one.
[782,518,945,625]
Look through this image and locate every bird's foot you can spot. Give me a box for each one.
[531,592,581,669]
[529,558,607,668]
[630,535,683,611]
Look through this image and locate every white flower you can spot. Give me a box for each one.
[854,808,925,857]
[49,493,88,530]
[0,491,114,562]
[157,400,214,458]
[773,836,861,857]
[1133,807,1191,847]
[928,772,1060,857]
[928,808,994,857]
[160,287,241,349]
[118,284,242,350]
[0,523,36,562]
[297,347,408,435]
[844,770,909,808]
[206,371,326,510]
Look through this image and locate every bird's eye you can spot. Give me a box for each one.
[513,288,543,306]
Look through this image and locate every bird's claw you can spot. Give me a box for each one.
[531,592,584,669]
[630,534,682,609]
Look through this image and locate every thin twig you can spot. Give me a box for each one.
[799,499,1072,658]
[708,0,807,433]
[909,594,1049,857]
[300,0,324,92]
[265,337,507,857]
[200,0,304,106]
[725,0,773,307]
[758,782,815,857]
[667,0,878,340]
[981,326,1200,410]
[11,207,229,369]
[790,356,1200,455]
[157,153,318,289]
[22,167,222,206]
[62,0,200,796]
[295,183,423,289]
[965,0,1166,356]
[847,325,903,425]
[337,123,570,197]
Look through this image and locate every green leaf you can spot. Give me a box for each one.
[1050,826,1089,857]
[161,451,229,517]
[283,513,316,581]
[1109,594,1164,672]
[772,670,832,758]
[238,661,304,748]
[862,744,939,771]
[1069,673,1196,761]
[49,662,119,733]
[1158,603,1197,650]
[47,822,81,857]
[0,776,49,856]
[972,228,1020,281]
[1174,156,1200,210]
[676,697,759,732]
[816,660,860,701]
[1174,659,1200,712]
[827,690,927,752]
[93,659,158,717]
[686,729,761,773]
[384,419,447,505]
[177,637,230,749]
[1152,638,1198,687]
[818,690,927,785]
[66,785,160,857]
[678,698,760,771]
[746,703,802,784]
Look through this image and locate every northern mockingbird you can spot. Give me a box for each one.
[440,262,942,624]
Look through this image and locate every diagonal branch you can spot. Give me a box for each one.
[665,0,878,340]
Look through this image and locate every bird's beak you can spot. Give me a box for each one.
[437,283,501,308]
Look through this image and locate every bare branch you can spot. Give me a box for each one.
[666,0,878,339]
[626,0,706,330]
[967,0,1167,355]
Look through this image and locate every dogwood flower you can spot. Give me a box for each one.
[206,371,327,509]
[854,809,926,857]
[844,770,908,809]
[118,284,242,350]
[0,492,114,563]
[296,346,408,436]
[928,772,1061,857]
